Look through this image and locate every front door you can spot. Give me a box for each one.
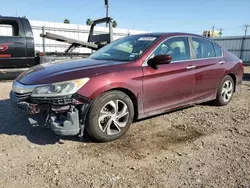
[142,37,196,116]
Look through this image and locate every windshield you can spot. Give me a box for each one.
[89,35,160,61]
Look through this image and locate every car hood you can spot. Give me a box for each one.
[17,58,124,85]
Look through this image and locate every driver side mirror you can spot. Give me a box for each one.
[147,55,172,69]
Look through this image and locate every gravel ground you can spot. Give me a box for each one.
[0,67,250,188]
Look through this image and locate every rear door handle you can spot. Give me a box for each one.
[219,61,225,65]
[186,65,196,70]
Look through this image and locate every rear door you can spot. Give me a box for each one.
[142,36,196,115]
[190,37,226,102]
[0,18,27,68]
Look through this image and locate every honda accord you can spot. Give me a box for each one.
[10,33,244,142]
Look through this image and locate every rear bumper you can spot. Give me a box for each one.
[10,91,92,136]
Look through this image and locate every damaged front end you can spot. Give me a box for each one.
[10,85,92,137]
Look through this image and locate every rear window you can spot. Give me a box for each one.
[0,20,19,36]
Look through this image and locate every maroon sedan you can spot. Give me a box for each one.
[10,33,244,142]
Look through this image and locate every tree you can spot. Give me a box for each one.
[112,20,117,28]
[63,19,70,24]
[86,18,93,26]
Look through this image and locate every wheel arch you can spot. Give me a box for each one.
[227,73,236,92]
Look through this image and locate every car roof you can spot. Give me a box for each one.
[133,32,209,39]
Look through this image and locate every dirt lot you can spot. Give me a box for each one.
[0,67,250,188]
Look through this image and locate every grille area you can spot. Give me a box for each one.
[11,91,32,101]
[30,97,73,105]
[11,92,87,105]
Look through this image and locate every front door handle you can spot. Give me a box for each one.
[186,65,196,70]
[219,61,225,65]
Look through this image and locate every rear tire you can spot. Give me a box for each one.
[86,90,134,142]
[214,75,234,106]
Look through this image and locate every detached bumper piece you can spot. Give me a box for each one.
[10,91,92,136]
[50,107,80,136]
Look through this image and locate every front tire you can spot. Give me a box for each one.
[86,90,134,142]
[214,75,234,106]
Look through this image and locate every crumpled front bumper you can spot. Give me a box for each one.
[10,91,40,114]
[9,91,91,136]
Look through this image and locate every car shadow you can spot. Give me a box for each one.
[0,99,94,145]
[134,105,194,123]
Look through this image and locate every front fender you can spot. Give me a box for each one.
[76,68,143,100]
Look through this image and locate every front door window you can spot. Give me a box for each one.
[149,37,191,62]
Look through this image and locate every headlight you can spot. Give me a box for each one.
[31,78,89,97]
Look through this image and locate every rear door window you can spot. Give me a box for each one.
[213,43,222,57]
[150,37,191,62]
[191,37,216,59]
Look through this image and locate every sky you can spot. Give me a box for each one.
[0,0,250,36]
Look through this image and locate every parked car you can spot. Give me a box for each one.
[10,33,244,142]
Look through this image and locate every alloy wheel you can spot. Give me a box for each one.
[221,80,233,102]
[98,99,129,136]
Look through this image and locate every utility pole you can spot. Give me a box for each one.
[211,25,215,38]
[243,25,250,36]
[105,0,109,27]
